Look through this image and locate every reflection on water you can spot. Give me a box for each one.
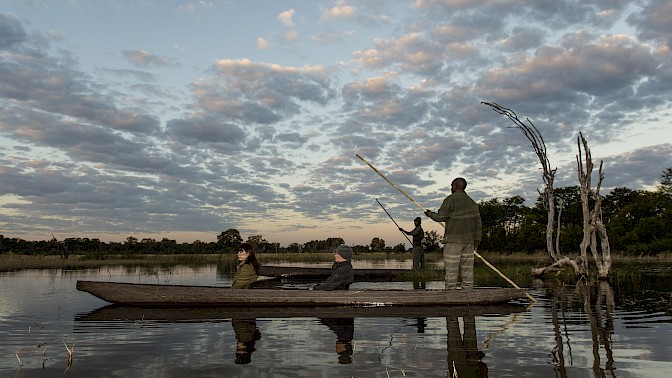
[0,265,671,377]
[231,318,261,365]
[446,315,487,378]
[320,318,355,364]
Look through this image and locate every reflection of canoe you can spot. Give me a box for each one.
[76,280,528,307]
[75,303,527,322]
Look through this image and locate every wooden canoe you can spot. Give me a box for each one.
[76,280,528,307]
[75,302,528,322]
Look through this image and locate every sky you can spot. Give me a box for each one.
[1,0,671,248]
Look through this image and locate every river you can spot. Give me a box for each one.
[0,262,670,377]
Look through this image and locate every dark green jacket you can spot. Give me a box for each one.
[232,263,258,289]
[427,191,482,247]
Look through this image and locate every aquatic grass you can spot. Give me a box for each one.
[0,253,223,271]
[63,341,74,366]
[2,251,671,271]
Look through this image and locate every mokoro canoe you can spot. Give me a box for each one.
[76,280,528,307]
[75,303,528,322]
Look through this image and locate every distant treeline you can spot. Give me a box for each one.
[1,178,670,258]
[477,184,671,255]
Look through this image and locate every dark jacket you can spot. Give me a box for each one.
[427,191,482,247]
[403,225,424,247]
[231,263,258,289]
[313,261,354,290]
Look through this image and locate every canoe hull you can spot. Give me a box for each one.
[76,280,527,307]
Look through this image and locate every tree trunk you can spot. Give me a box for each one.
[577,133,611,278]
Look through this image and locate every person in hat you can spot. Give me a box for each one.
[400,216,425,270]
[312,244,354,290]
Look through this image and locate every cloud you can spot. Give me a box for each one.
[628,0,672,46]
[257,37,269,50]
[278,8,296,27]
[193,59,337,125]
[166,116,247,149]
[320,3,357,21]
[0,13,26,49]
[122,50,173,68]
[353,33,450,76]
[2,2,672,246]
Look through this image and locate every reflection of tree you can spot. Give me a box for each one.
[549,287,570,378]
[581,281,615,376]
[320,318,354,364]
[445,316,488,378]
[231,318,261,365]
[549,282,615,377]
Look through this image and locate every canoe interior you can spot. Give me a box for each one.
[260,266,409,280]
[77,280,528,307]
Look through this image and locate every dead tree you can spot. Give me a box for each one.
[577,132,611,278]
[50,234,69,259]
[482,102,559,262]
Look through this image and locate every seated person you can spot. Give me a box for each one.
[312,244,354,290]
[231,243,261,289]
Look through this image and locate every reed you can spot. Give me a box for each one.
[63,341,74,366]
[2,251,670,270]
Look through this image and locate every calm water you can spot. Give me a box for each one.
[1,262,671,377]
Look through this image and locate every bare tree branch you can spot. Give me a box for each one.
[482,101,559,262]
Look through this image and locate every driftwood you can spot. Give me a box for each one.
[532,256,581,277]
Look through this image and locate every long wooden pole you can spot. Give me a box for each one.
[356,154,537,302]
[376,199,412,244]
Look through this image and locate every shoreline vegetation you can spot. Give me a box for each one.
[1,251,670,271]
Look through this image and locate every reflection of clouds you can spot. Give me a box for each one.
[3,268,672,375]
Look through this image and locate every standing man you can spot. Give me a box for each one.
[399,217,425,270]
[425,178,482,290]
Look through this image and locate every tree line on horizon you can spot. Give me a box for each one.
[1,169,670,258]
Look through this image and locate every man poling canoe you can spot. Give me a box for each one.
[356,153,536,303]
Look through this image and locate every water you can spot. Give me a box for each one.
[1,263,671,377]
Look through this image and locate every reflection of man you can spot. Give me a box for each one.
[232,318,261,365]
[320,317,354,364]
[445,316,487,378]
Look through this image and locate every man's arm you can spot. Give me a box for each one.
[426,196,454,222]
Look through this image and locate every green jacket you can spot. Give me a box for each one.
[427,191,482,247]
[232,263,258,289]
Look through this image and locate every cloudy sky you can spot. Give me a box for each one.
[1,0,671,247]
